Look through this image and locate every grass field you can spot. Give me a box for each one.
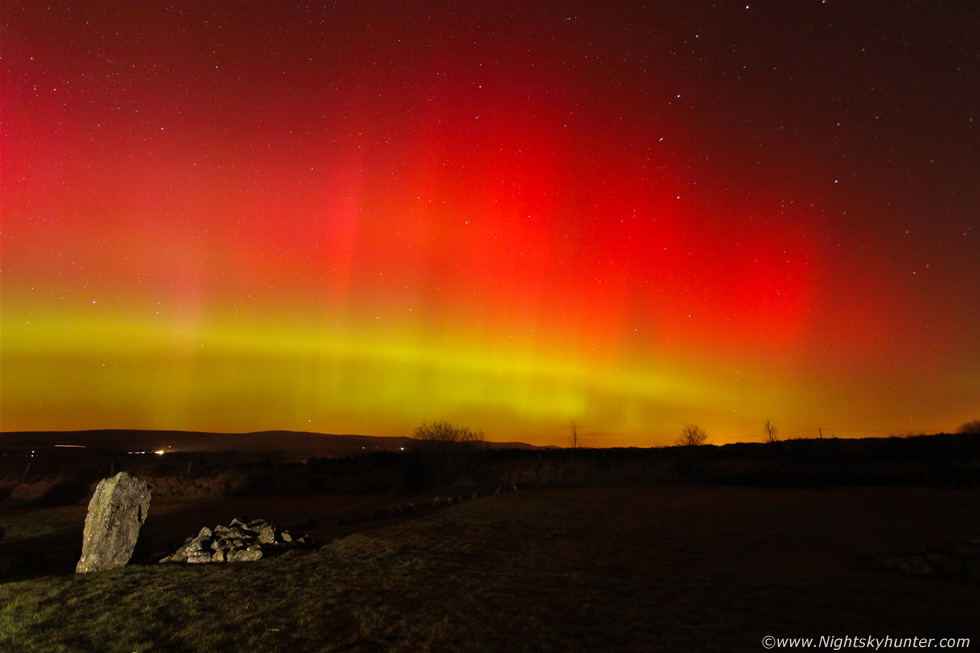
[2,485,978,652]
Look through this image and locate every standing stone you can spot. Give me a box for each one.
[76,472,152,573]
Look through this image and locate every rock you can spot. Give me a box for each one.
[257,524,276,544]
[877,537,980,582]
[76,472,152,574]
[893,555,935,577]
[228,548,262,562]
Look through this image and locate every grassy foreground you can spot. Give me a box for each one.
[2,486,979,652]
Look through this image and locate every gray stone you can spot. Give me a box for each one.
[228,548,262,562]
[877,537,980,583]
[76,472,152,573]
[257,524,276,544]
[893,555,935,576]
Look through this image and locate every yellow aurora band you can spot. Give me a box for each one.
[1,303,810,446]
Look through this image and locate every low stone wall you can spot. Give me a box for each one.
[145,474,242,500]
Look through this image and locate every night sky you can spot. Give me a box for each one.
[2,1,978,446]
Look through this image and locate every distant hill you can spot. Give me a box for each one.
[0,429,541,460]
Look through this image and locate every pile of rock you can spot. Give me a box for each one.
[876,537,980,582]
[159,517,311,564]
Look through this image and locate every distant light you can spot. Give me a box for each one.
[54,444,86,448]
[154,450,165,456]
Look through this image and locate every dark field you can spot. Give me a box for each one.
[1,485,978,652]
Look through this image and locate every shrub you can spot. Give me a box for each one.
[413,421,485,444]
[676,423,709,447]
[957,420,980,434]
[409,421,485,488]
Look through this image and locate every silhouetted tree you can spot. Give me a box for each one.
[409,421,485,488]
[763,419,779,443]
[957,420,980,434]
[676,423,708,447]
[413,420,485,445]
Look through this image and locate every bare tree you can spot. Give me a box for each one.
[763,419,779,443]
[413,420,484,444]
[957,420,980,434]
[569,421,579,448]
[410,421,485,487]
[676,423,708,447]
